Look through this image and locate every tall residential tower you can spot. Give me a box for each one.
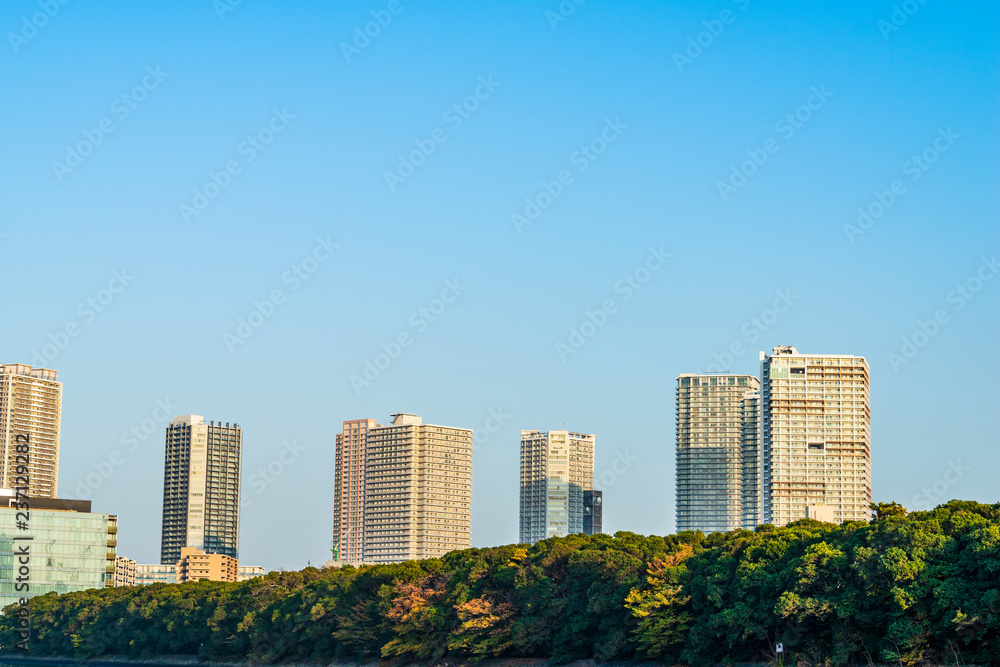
[332,418,376,565]
[675,374,761,533]
[519,430,595,543]
[362,414,472,564]
[760,346,871,526]
[160,415,242,565]
[0,364,62,498]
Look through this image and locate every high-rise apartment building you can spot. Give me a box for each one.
[760,346,871,526]
[675,374,760,534]
[741,389,761,528]
[160,415,242,565]
[0,364,62,498]
[332,418,376,565]
[362,414,472,564]
[519,430,595,544]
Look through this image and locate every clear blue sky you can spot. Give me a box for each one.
[2,0,997,570]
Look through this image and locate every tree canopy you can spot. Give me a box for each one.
[2,500,997,665]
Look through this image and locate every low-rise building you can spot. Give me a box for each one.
[0,491,117,608]
[237,565,266,581]
[176,547,238,583]
[114,556,137,586]
[135,563,177,585]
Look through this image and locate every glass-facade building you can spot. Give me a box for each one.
[135,563,177,585]
[519,430,595,544]
[0,494,116,609]
[741,390,762,528]
[583,489,602,535]
[675,374,761,533]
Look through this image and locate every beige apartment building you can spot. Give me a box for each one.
[760,346,871,526]
[0,364,62,498]
[176,547,238,583]
[519,430,595,543]
[362,414,472,564]
[160,415,242,565]
[332,418,376,565]
[675,375,760,533]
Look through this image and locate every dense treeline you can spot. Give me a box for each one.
[2,500,998,665]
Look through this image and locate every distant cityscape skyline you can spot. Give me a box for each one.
[3,0,997,575]
[1,344,875,575]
